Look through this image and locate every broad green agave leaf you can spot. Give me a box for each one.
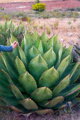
[62,46,73,60]
[57,55,71,77]
[55,44,63,68]
[39,67,59,88]
[53,35,62,55]
[28,46,40,60]
[29,55,48,80]
[31,87,52,102]
[20,98,38,110]
[18,72,37,94]
[0,31,80,113]
[34,40,43,54]
[15,56,26,75]
[42,96,64,108]
[18,46,27,66]
[43,48,56,68]
[53,75,70,96]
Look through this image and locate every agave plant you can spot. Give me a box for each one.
[0,32,80,114]
[0,21,24,45]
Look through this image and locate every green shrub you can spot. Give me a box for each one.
[32,3,46,12]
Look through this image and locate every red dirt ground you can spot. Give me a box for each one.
[0,0,80,12]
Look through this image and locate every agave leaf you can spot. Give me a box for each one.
[40,32,48,41]
[39,67,59,88]
[1,53,18,79]
[45,36,54,51]
[43,48,56,68]
[6,21,14,30]
[57,55,71,77]
[28,46,40,60]
[40,32,48,52]
[0,98,8,106]
[15,56,26,75]
[4,21,8,31]
[18,46,27,65]
[0,90,13,99]
[71,69,80,83]
[0,89,13,97]
[65,91,80,101]
[2,70,23,99]
[62,46,73,59]
[0,71,9,86]
[23,33,34,55]
[37,40,43,54]
[0,80,13,97]
[20,98,38,110]
[31,87,52,102]
[0,69,24,93]
[3,52,18,73]
[21,39,24,49]
[61,63,75,80]
[70,62,80,83]
[53,75,70,96]
[34,40,43,54]
[35,109,53,115]
[32,31,39,41]
[10,84,24,100]
[55,44,63,68]
[0,53,7,70]
[43,96,64,108]
[18,72,37,94]
[0,67,24,92]
[0,77,12,93]
[53,35,62,55]
[0,69,13,84]
[63,84,80,97]
[29,55,48,80]
[3,96,19,106]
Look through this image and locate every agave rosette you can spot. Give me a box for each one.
[0,21,24,45]
[0,32,80,113]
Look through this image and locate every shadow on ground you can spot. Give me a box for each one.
[0,106,80,120]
